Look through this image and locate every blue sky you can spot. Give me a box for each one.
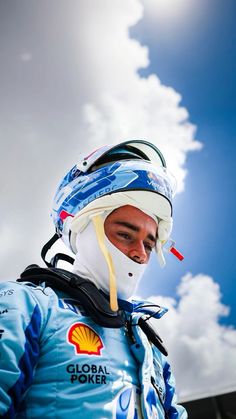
[133,0,236,327]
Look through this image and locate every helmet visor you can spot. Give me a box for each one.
[76,140,166,173]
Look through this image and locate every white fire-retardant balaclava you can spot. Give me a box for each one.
[72,209,155,301]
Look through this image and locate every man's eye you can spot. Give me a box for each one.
[144,243,154,253]
[117,232,131,240]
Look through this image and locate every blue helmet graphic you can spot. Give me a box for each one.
[51,140,176,253]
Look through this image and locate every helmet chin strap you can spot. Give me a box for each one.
[92,215,118,312]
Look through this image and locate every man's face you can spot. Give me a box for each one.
[104,205,157,264]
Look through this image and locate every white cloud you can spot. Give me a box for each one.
[140,0,208,33]
[19,52,32,62]
[77,0,202,192]
[149,273,236,401]
[0,1,200,276]
[81,75,200,192]
[141,0,194,22]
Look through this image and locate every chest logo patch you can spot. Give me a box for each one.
[67,323,104,356]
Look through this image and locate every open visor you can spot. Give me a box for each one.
[76,140,167,173]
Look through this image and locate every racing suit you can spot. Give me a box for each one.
[0,280,187,418]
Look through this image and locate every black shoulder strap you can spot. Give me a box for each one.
[138,317,168,356]
[18,265,125,328]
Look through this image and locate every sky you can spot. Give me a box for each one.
[135,0,236,325]
[0,0,235,402]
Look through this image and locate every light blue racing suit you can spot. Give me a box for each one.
[0,280,187,418]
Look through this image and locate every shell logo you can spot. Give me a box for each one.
[67,323,104,356]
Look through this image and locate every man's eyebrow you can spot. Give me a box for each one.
[114,221,157,243]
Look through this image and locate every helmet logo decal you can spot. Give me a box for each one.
[65,165,139,214]
[52,156,173,244]
[67,323,104,356]
[147,171,171,198]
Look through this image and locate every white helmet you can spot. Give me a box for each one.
[52,140,176,260]
[48,140,182,310]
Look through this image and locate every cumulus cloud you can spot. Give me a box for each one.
[0,1,200,277]
[19,52,32,62]
[149,273,236,400]
[81,76,200,193]
[76,3,201,192]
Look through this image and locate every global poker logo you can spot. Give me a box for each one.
[66,363,110,385]
[67,323,104,356]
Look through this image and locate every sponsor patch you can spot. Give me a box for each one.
[66,363,110,384]
[59,298,84,315]
[67,322,104,356]
[0,289,14,298]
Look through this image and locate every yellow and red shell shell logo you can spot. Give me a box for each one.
[67,323,104,356]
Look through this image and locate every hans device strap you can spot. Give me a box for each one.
[18,265,124,328]
[18,265,168,355]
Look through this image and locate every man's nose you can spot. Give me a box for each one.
[129,242,147,264]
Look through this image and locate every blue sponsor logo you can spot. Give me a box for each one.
[114,386,138,419]
[58,298,85,315]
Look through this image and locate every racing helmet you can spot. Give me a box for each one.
[51,140,176,264]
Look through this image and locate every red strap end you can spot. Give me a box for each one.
[170,246,184,261]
